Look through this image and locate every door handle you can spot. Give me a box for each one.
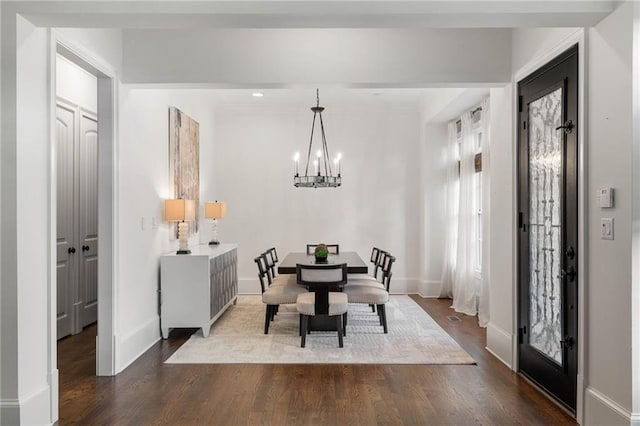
[68,247,76,254]
[556,120,574,134]
[82,245,90,252]
[565,246,575,260]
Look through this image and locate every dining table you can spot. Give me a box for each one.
[277,251,368,275]
[277,251,368,331]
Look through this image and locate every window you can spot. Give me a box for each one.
[473,122,483,273]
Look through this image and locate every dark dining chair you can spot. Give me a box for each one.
[306,244,340,255]
[264,249,278,280]
[295,263,348,348]
[254,254,307,334]
[267,247,279,263]
[345,255,396,333]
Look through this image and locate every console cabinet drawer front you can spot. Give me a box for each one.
[209,248,238,319]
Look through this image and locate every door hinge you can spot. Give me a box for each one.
[518,212,526,232]
[560,335,575,350]
[518,95,523,113]
[518,326,526,344]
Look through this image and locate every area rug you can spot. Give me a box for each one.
[165,295,475,365]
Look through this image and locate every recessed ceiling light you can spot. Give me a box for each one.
[252,92,264,97]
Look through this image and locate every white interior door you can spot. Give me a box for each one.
[56,102,76,339]
[79,111,99,328]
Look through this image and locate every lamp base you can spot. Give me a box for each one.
[209,240,220,245]
[176,249,191,255]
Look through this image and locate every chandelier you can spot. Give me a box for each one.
[293,89,342,188]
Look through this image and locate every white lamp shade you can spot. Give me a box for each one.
[165,199,196,222]
[205,201,227,219]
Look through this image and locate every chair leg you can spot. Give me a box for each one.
[271,305,277,321]
[378,304,388,333]
[343,312,348,336]
[301,315,308,348]
[337,315,344,348]
[264,305,273,334]
[299,314,302,336]
[370,303,376,313]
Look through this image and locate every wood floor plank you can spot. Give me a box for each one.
[58,296,576,425]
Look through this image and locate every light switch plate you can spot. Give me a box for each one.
[601,218,614,240]
[598,187,614,208]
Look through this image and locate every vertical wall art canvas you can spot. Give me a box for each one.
[169,106,200,235]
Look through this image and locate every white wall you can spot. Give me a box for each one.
[56,54,98,110]
[212,100,422,294]
[585,3,634,424]
[14,15,51,425]
[116,89,218,370]
[485,84,514,366]
[511,28,580,74]
[419,123,447,296]
[55,28,123,78]
[122,28,511,85]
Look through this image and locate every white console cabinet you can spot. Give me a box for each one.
[160,244,238,338]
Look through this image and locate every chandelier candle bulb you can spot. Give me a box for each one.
[314,159,319,176]
[293,152,300,176]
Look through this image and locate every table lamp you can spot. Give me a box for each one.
[165,198,196,254]
[205,201,227,245]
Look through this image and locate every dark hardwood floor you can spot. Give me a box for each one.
[58,296,576,425]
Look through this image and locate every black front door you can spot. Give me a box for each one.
[517,45,578,412]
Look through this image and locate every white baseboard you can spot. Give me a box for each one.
[584,386,633,425]
[389,278,420,294]
[0,398,20,425]
[49,369,59,423]
[486,322,513,369]
[18,383,53,425]
[419,280,441,297]
[116,316,160,373]
[239,278,261,294]
[239,277,423,295]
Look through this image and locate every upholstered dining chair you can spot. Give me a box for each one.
[306,244,340,255]
[344,255,396,333]
[254,254,307,334]
[295,263,348,348]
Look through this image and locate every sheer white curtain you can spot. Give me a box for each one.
[440,122,459,298]
[450,111,477,316]
[478,97,491,327]
[440,98,491,327]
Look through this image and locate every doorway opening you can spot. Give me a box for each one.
[52,38,116,376]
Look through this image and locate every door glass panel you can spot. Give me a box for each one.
[528,87,563,365]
